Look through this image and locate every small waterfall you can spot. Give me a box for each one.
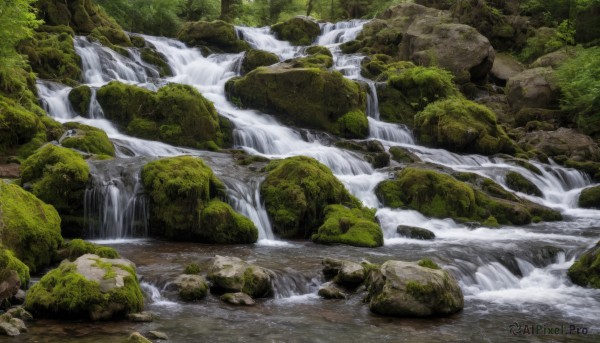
[271,269,322,300]
[84,159,149,239]
[235,26,297,59]
[140,282,179,308]
[88,87,105,118]
[317,20,367,45]
[37,81,77,119]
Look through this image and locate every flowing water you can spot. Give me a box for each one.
[25,20,600,342]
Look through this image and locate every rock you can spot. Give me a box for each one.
[9,318,27,333]
[0,322,20,336]
[25,254,144,320]
[518,128,600,162]
[396,226,435,240]
[399,16,495,83]
[0,163,20,179]
[568,241,600,288]
[414,97,517,155]
[241,49,279,74]
[506,67,560,111]
[207,256,273,298]
[318,282,347,299]
[367,260,463,317]
[312,205,384,248]
[68,86,91,116]
[0,270,21,304]
[271,16,320,46]
[221,292,256,306]
[142,156,258,243]
[490,53,525,84]
[125,332,152,343]
[128,312,153,323]
[140,47,172,77]
[260,156,361,238]
[5,307,34,322]
[148,331,169,340]
[12,290,26,305]
[389,146,421,164]
[322,258,366,286]
[169,274,209,301]
[286,46,333,69]
[0,181,63,273]
[505,172,542,197]
[226,65,368,139]
[530,49,571,69]
[57,239,119,261]
[60,122,115,156]
[178,20,249,53]
[579,186,600,209]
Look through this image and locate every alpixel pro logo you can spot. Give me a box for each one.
[509,322,590,336]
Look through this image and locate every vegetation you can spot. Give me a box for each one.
[312,205,384,247]
[61,122,115,157]
[58,239,120,261]
[0,246,31,287]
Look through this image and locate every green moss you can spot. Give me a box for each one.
[226,67,367,139]
[178,20,250,53]
[21,144,90,217]
[405,280,436,300]
[126,118,159,140]
[0,96,45,156]
[335,110,369,139]
[311,205,384,248]
[140,48,172,77]
[505,171,542,197]
[568,241,600,289]
[96,81,155,127]
[58,239,119,261]
[68,86,91,117]
[271,17,321,46]
[388,66,459,112]
[0,182,62,273]
[61,122,115,157]
[179,279,208,301]
[0,63,44,114]
[418,258,440,270]
[184,263,201,275]
[90,26,131,47]
[200,200,258,244]
[579,186,600,209]
[291,47,333,69]
[0,246,30,287]
[261,156,361,238]
[482,215,500,227]
[415,98,518,155]
[389,146,421,164]
[241,49,279,74]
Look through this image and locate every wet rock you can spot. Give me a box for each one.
[271,16,320,46]
[389,146,421,164]
[518,128,600,162]
[169,274,209,301]
[568,241,600,289]
[0,164,20,178]
[207,256,273,298]
[396,226,435,240]
[128,312,153,323]
[125,332,152,343]
[506,67,560,111]
[505,171,542,197]
[178,20,249,53]
[367,260,463,317]
[0,270,21,305]
[322,258,366,286]
[221,292,256,306]
[148,331,169,340]
[318,282,347,299]
[12,290,26,305]
[579,186,600,209]
[0,322,20,336]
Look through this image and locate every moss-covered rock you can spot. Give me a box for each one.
[241,49,279,75]
[25,254,143,320]
[0,182,62,273]
[96,81,155,127]
[200,200,258,244]
[0,96,47,158]
[396,225,435,240]
[568,242,600,289]
[61,122,115,157]
[271,17,320,46]
[140,48,172,77]
[178,20,249,53]
[18,31,82,85]
[57,239,119,261]
[389,146,421,164]
[288,46,333,69]
[226,65,368,139]
[312,205,383,248]
[168,274,209,301]
[20,144,89,222]
[207,255,273,298]
[505,171,542,197]
[260,156,361,238]
[579,186,600,209]
[68,86,91,117]
[415,98,517,155]
[0,246,30,288]
[322,258,367,286]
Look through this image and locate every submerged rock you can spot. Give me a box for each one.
[128,312,153,323]
[318,282,347,299]
[125,332,152,343]
[568,241,600,289]
[396,226,435,240]
[221,292,256,306]
[148,331,169,340]
[207,256,273,298]
[367,260,463,317]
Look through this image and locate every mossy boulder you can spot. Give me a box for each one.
[312,205,383,248]
[415,98,517,155]
[505,171,542,197]
[61,122,115,157]
[68,86,92,117]
[20,144,89,223]
[25,254,143,320]
[18,31,82,85]
[207,255,273,298]
[260,156,361,238]
[568,242,600,289]
[167,274,209,301]
[140,48,172,77]
[367,260,463,317]
[288,46,333,69]
[178,20,250,53]
[0,247,30,289]
[141,156,257,243]
[57,239,119,261]
[0,182,62,273]
[389,146,421,164]
[271,16,320,46]
[96,82,226,149]
[241,49,279,75]
[396,225,435,240]
[579,186,600,209]
[0,96,47,158]
[226,66,368,139]
[322,258,367,287]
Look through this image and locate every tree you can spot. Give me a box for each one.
[0,0,41,69]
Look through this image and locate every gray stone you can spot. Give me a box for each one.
[170,274,209,301]
[318,282,347,299]
[9,318,27,333]
[518,128,600,162]
[397,225,436,240]
[128,311,153,323]
[0,322,20,336]
[506,67,560,111]
[148,331,169,340]
[322,258,366,286]
[221,292,256,306]
[207,255,273,298]
[491,53,525,83]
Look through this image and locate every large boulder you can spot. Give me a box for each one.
[414,97,517,155]
[226,65,368,139]
[25,254,143,320]
[311,205,383,248]
[241,49,279,75]
[367,260,463,317]
[271,16,320,46]
[579,186,600,209]
[0,182,62,272]
[490,53,525,84]
[207,256,273,298]
[0,96,50,159]
[517,128,600,162]
[178,20,249,53]
[60,122,115,157]
[568,242,600,289]
[506,67,560,112]
[141,156,258,243]
[260,156,361,238]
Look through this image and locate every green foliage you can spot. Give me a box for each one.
[199,200,259,243]
[184,263,201,274]
[568,241,600,289]
[418,258,440,270]
[312,205,383,247]
[0,246,30,287]
[261,156,361,238]
[59,239,120,261]
[556,47,600,137]
[0,182,62,273]
[0,0,41,71]
[61,122,115,157]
